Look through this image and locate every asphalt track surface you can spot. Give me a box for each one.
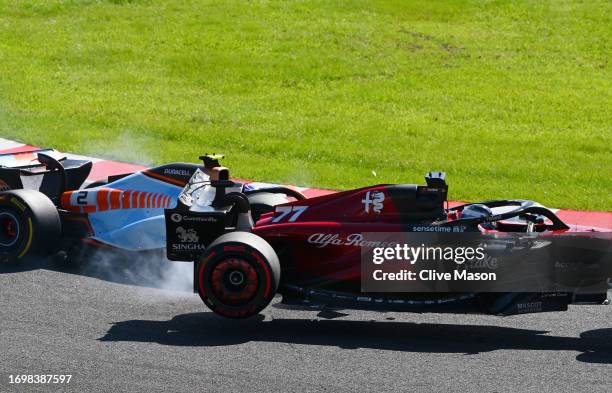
[1,257,611,393]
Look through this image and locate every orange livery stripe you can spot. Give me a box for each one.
[122,190,132,209]
[97,189,110,211]
[110,190,121,210]
[143,170,187,186]
[60,189,172,213]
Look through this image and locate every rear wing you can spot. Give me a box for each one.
[0,148,66,169]
[0,149,91,200]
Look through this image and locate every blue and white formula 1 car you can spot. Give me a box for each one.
[0,149,302,263]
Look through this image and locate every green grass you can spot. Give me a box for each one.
[0,0,610,210]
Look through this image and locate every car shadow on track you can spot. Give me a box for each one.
[0,258,53,273]
[99,312,612,364]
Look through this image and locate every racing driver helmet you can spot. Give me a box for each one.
[460,204,496,230]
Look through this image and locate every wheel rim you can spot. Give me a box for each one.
[211,257,259,306]
[0,212,20,247]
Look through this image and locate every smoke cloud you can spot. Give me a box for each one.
[74,246,194,293]
[75,131,194,293]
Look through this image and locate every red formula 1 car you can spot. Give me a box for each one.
[166,163,611,318]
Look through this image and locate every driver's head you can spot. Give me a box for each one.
[461,204,495,229]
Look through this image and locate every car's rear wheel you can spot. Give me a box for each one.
[0,190,61,263]
[196,232,280,318]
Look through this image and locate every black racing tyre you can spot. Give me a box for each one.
[247,192,291,222]
[196,232,280,318]
[0,190,61,263]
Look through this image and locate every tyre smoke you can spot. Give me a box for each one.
[75,246,194,293]
[71,131,194,293]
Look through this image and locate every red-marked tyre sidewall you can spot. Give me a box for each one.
[196,232,280,319]
[0,190,61,263]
